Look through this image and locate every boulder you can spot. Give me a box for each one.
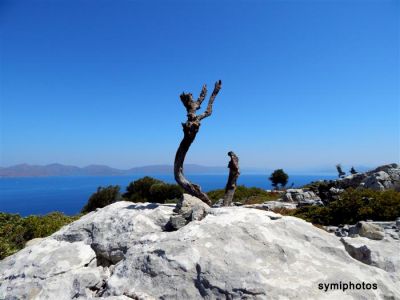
[166,194,210,230]
[361,171,390,190]
[251,201,297,210]
[212,198,224,207]
[340,164,400,191]
[341,236,400,275]
[306,164,400,203]
[281,189,322,206]
[349,221,385,240]
[166,215,187,231]
[1,201,399,299]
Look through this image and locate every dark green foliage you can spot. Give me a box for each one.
[269,169,289,189]
[149,183,183,203]
[124,176,162,202]
[124,176,183,203]
[293,189,400,225]
[81,185,121,214]
[207,185,280,204]
[0,212,78,260]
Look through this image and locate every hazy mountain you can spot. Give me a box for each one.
[0,163,374,178]
[0,163,82,177]
[81,165,123,176]
[126,164,229,175]
[0,163,229,177]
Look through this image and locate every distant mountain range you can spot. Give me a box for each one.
[0,163,232,177]
[0,163,374,178]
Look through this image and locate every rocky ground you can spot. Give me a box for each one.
[308,163,400,203]
[252,163,400,211]
[1,195,399,300]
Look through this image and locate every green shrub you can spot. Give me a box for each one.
[149,183,183,203]
[292,189,400,225]
[81,185,121,213]
[23,212,79,240]
[124,176,162,202]
[207,185,280,204]
[0,212,78,260]
[124,176,183,203]
[292,206,333,225]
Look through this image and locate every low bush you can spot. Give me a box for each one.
[124,176,162,202]
[81,185,122,213]
[0,212,78,260]
[292,188,400,225]
[149,183,183,203]
[207,185,280,204]
[124,176,183,203]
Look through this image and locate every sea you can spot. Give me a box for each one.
[0,174,336,216]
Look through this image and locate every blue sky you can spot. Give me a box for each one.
[0,0,399,172]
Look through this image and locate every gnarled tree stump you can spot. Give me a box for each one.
[223,151,240,207]
[174,80,222,205]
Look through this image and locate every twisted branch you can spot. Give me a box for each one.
[174,80,222,205]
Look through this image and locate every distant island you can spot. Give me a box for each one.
[0,163,372,178]
[0,163,233,177]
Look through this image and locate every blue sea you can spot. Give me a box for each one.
[0,174,335,216]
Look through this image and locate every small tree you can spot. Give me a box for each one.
[269,169,289,190]
[124,176,162,202]
[350,166,358,175]
[81,185,121,213]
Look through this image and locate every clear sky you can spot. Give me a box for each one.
[0,0,399,171]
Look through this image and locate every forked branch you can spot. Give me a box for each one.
[174,80,222,205]
[198,80,222,121]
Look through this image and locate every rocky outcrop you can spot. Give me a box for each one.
[307,163,400,203]
[247,201,297,211]
[281,189,323,206]
[166,194,210,231]
[341,237,400,275]
[326,220,399,239]
[337,164,400,191]
[1,201,400,299]
[255,189,323,211]
[349,221,385,240]
[324,220,400,279]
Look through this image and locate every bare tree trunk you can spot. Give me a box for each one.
[174,80,222,206]
[223,151,240,206]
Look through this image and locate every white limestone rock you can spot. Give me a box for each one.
[341,236,400,276]
[250,201,298,210]
[348,221,385,240]
[1,200,399,299]
[167,194,210,230]
[173,193,210,219]
[281,189,322,206]
[342,163,400,191]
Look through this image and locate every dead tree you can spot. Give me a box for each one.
[350,166,358,175]
[174,80,222,205]
[223,151,240,207]
[336,164,346,178]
